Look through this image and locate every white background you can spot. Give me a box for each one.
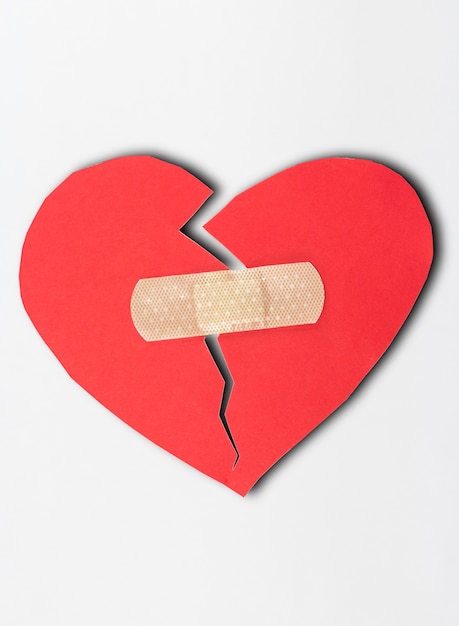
[1,2,458,624]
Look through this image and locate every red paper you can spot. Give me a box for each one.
[20,156,433,495]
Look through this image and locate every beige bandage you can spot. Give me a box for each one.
[131,262,324,341]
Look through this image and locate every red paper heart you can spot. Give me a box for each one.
[20,156,432,495]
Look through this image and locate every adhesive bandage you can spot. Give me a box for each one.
[131,262,325,341]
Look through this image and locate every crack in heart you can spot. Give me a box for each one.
[205,335,239,468]
[181,192,243,467]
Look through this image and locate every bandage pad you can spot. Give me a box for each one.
[131,262,325,341]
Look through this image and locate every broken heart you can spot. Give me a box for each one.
[20,156,433,495]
